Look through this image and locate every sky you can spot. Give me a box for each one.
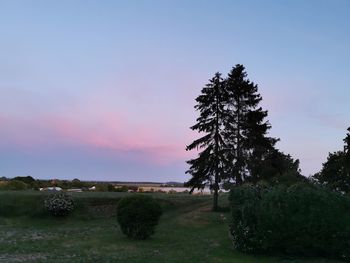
[0,0,349,182]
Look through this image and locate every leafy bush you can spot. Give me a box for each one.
[229,185,260,252]
[0,191,45,217]
[44,193,75,216]
[229,183,350,260]
[107,184,116,192]
[95,184,109,192]
[0,180,28,190]
[115,186,129,192]
[12,176,37,188]
[117,195,162,239]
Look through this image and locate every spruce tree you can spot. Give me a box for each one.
[245,108,279,182]
[185,72,227,211]
[186,65,280,209]
[224,64,277,184]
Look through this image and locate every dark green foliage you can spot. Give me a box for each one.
[229,183,350,260]
[313,127,350,193]
[0,191,46,217]
[0,191,202,218]
[225,65,277,185]
[115,185,129,192]
[248,149,303,185]
[44,193,75,216]
[117,195,162,239]
[259,184,350,258]
[314,151,349,192]
[186,72,228,211]
[12,175,35,183]
[186,65,282,211]
[71,178,83,188]
[0,180,28,190]
[229,185,263,252]
[11,176,39,189]
[2,191,326,263]
[107,184,117,192]
[95,184,109,192]
[345,128,350,171]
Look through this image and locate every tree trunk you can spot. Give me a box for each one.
[236,95,242,185]
[213,185,219,211]
[213,83,220,212]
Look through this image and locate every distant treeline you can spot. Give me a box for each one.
[0,176,124,192]
[0,176,185,192]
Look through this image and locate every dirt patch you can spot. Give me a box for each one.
[88,205,117,218]
[0,253,48,263]
[176,204,212,226]
[0,229,57,245]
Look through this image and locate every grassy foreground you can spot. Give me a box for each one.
[0,191,343,263]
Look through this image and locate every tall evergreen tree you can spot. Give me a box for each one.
[224,64,277,184]
[185,72,228,211]
[186,65,281,209]
[244,107,279,181]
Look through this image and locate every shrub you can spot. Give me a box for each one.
[229,184,263,252]
[107,184,116,192]
[115,186,129,192]
[95,184,108,192]
[0,191,45,217]
[0,180,28,190]
[44,193,75,216]
[117,195,162,239]
[12,176,37,188]
[229,183,350,260]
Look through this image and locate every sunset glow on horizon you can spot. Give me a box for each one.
[0,0,349,181]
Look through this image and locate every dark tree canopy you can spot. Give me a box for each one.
[186,65,287,210]
[248,149,303,185]
[224,65,277,185]
[185,72,228,210]
[12,176,35,185]
[313,127,350,193]
[11,175,38,189]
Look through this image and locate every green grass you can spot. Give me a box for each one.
[0,191,343,263]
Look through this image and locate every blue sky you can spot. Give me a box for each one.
[0,0,349,181]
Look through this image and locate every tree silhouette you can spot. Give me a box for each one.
[186,65,294,210]
[224,64,277,184]
[313,127,350,193]
[185,72,228,211]
[247,149,302,184]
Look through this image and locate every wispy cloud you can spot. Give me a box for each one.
[0,108,191,167]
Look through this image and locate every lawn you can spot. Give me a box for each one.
[0,191,343,263]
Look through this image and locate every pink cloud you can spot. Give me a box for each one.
[0,110,193,166]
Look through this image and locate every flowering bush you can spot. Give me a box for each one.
[44,193,75,216]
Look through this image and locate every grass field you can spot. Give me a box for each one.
[0,191,343,263]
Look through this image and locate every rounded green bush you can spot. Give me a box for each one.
[117,195,162,240]
[44,193,75,216]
